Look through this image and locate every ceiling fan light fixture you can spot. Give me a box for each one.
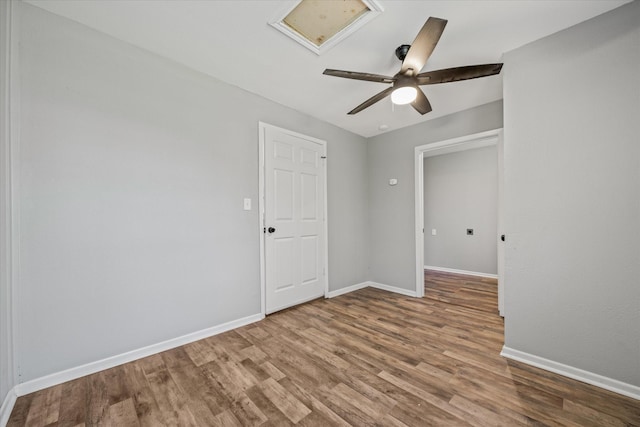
[391,86,417,105]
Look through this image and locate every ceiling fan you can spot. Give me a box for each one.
[323,17,503,115]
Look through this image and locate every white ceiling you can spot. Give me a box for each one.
[25,0,630,138]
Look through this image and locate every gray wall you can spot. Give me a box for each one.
[0,0,15,411]
[503,1,640,386]
[367,101,503,291]
[13,2,369,382]
[424,146,497,275]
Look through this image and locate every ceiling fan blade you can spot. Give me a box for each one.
[411,88,432,115]
[416,63,503,85]
[401,17,448,75]
[348,86,395,115]
[323,69,395,84]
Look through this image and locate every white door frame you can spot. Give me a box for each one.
[414,128,503,302]
[258,122,329,316]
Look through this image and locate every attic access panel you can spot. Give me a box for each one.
[270,0,383,55]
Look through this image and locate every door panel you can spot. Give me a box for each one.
[301,235,318,284]
[301,173,318,220]
[274,169,294,220]
[264,126,326,314]
[274,237,295,291]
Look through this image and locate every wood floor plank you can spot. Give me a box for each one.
[378,370,479,425]
[209,409,243,427]
[339,375,398,412]
[278,377,351,427]
[101,365,130,406]
[449,369,578,427]
[260,360,286,382]
[377,413,411,427]
[445,380,541,426]
[202,359,259,400]
[258,377,311,423]
[6,393,34,427]
[449,394,526,427]
[562,399,626,427]
[506,360,640,425]
[23,384,62,426]
[315,384,381,426]
[239,358,272,383]
[57,377,88,426]
[85,371,110,426]
[238,345,269,364]
[141,358,198,427]
[161,347,224,425]
[120,361,164,427]
[107,398,140,427]
[276,330,352,372]
[331,383,384,418]
[8,270,640,426]
[415,361,454,382]
[226,392,268,427]
[244,385,295,426]
[182,338,219,367]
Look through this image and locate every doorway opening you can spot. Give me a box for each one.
[414,128,504,315]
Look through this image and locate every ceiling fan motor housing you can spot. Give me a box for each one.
[393,73,415,89]
[395,44,411,61]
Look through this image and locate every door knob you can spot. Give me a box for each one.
[501,234,505,242]
[268,227,276,234]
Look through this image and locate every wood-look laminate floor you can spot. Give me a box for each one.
[424,269,499,315]
[8,272,640,426]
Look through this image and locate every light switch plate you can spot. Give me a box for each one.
[243,198,251,211]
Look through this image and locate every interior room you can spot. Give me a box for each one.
[1,0,639,425]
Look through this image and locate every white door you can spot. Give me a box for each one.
[261,124,326,314]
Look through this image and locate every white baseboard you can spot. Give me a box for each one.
[326,282,369,298]
[501,346,640,401]
[425,265,498,279]
[0,388,17,427]
[327,281,418,299]
[14,313,264,397]
[368,281,418,298]
[9,279,421,400]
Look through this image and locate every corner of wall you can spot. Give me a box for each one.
[0,388,17,426]
[501,346,640,401]
[0,0,17,421]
